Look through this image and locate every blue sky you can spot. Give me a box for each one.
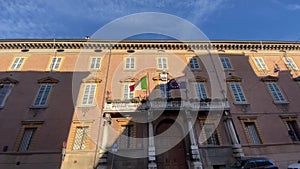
[1,0,300,41]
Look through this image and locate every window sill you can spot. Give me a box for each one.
[77,104,97,108]
[233,102,250,105]
[29,106,48,109]
[273,101,289,105]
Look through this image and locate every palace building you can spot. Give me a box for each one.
[0,39,299,169]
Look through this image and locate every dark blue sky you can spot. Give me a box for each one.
[1,0,300,41]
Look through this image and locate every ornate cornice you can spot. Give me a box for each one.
[260,75,279,82]
[0,39,300,51]
[226,76,242,82]
[0,77,19,84]
[37,77,59,84]
[119,77,137,83]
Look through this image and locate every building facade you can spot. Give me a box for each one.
[0,40,299,169]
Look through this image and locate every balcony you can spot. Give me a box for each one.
[103,99,230,113]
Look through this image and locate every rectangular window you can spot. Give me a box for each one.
[119,125,134,149]
[194,82,207,99]
[229,82,247,104]
[72,126,89,150]
[157,57,168,69]
[33,84,52,106]
[81,84,96,105]
[220,57,232,70]
[125,57,135,69]
[253,57,267,70]
[0,84,13,107]
[266,82,286,103]
[244,122,262,144]
[284,57,298,70]
[18,128,36,152]
[287,120,300,141]
[10,57,25,70]
[189,57,200,69]
[159,82,171,98]
[49,57,62,70]
[90,57,101,70]
[204,124,220,145]
[123,84,134,99]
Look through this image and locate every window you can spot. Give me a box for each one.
[284,57,298,70]
[253,57,267,70]
[72,126,89,150]
[125,57,135,69]
[18,128,36,152]
[157,57,168,69]
[90,57,101,70]
[49,57,62,70]
[81,84,96,105]
[266,82,286,103]
[119,125,134,149]
[123,84,134,99]
[229,82,247,104]
[244,122,262,144]
[189,57,200,69]
[0,84,13,107]
[204,124,220,145]
[220,57,232,70]
[287,120,300,141]
[33,84,52,106]
[194,82,207,99]
[10,57,25,70]
[159,82,171,98]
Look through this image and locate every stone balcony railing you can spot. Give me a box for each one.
[103,100,230,113]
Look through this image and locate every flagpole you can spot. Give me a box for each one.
[146,72,150,99]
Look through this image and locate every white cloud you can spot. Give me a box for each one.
[0,0,226,38]
[287,4,300,10]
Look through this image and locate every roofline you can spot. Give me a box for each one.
[0,39,300,51]
[0,39,300,44]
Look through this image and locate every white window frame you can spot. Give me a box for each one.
[90,57,102,70]
[244,122,262,144]
[229,82,247,104]
[266,82,287,103]
[10,57,25,70]
[72,126,89,150]
[125,57,135,69]
[284,57,298,70]
[33,84,52,107]
[253,57,267,70]
[119,125,135,149]
[157,57,168,70]
[159,82,172,98]
[189,57,200,70]
[18,128,36,152]
[49,57,62,70]
[204,123,220,145]
[220,57,233,70]
[194,82,208,100]
[0,84,13,108]
[123,83,134,100]
[81,84,97,106]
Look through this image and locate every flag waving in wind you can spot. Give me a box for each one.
[129,76,148,92]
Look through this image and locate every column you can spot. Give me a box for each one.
[97,114,111,169]
[148,111,157,169]
[224,111,244,158]
[185,110,203,169]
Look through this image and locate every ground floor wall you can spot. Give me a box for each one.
[242,143,300,169]
[0,153,61,169]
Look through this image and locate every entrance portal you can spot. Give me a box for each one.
[155,119,187,169]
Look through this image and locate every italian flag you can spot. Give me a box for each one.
[129,76,148,92]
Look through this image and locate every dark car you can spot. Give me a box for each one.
[230,158,279,169]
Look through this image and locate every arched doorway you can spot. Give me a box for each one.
[155,119,187,169]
